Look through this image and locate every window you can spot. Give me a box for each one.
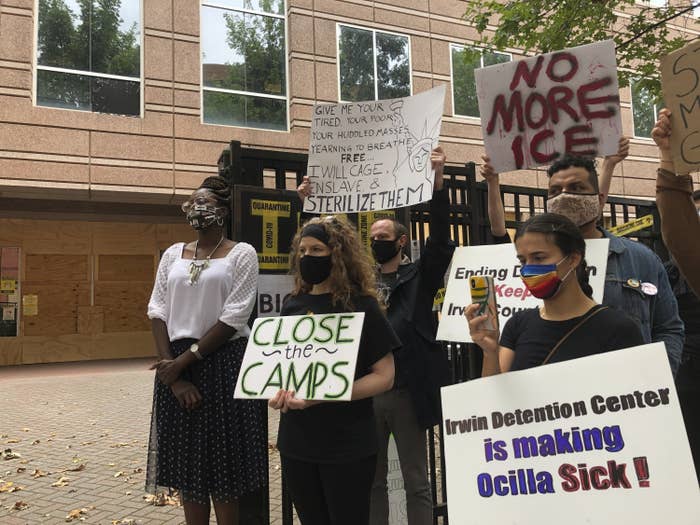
[631,79,663,138]
[337,25,410,102]
[0,248,20,337]
[201,1,287,131]
[451,45,511,118]
[35,0,141,116]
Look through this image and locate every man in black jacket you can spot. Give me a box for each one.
[368,147,454,525]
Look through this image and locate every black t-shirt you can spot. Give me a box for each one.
[500,305,645,371]
[277,293,401,463]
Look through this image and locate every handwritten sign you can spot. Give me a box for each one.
[476,40,622,173]
[441,343,699,524]
[661,39,700,175]
[305,85,445,214]
[234,313,364,401]
[436,239,609,343]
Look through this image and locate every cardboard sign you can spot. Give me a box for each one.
[441,343,699,524]
[609,214,654,237]
[661,39,700,175]
[476,40,622,172]
[257,274,295,318]
[436,239,609,343]
[305,85,445,214]
[234,313,364,401]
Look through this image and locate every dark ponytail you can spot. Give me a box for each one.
[515,213,593,298]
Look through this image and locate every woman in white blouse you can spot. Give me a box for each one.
[145,176,265,525]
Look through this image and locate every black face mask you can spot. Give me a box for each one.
[371,239,400,264]
[299,255,332,285]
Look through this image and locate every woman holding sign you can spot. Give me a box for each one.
[146,176,266,525]
[269,216,399,525]
[466,213,644,374]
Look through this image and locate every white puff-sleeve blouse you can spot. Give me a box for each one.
[147,242,259,342]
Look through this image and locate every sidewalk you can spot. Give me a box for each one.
[0,359,287,524]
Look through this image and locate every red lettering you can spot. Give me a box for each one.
[590,466,611,490]
[509,56,545,90]
[511,135,525,170]
[530,129,557,163]
[559,464,579,492]
[486,92,524,135]
[577,77,619,120]
[547,86,579,123]
[525,93,549,129]
[564,125,598,156]
[546,52,578,82]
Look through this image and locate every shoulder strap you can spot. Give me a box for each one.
[541,306,609,366]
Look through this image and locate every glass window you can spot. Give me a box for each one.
[338,25,410,102]
[36,0,141,116]
[201,3,287,130]
[451,45,511,118]
[631,79,662,138]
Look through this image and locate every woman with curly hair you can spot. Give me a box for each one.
[268,215,399,525]
[146,176,266,525]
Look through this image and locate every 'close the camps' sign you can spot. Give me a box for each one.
[234,313,364,401]
[305,85,445,214]
[441,343,699,524]
[476,40,622,173]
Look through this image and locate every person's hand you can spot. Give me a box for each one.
[431,146,446,191]
[151,359,185,386]
[651,108,672,154]
[268,389,288,412]
[283,390,319,411]
[604,136,630,166]
[297,176,312,202]
[479,155,499,184]
[171,380,202,410]
[465,303,500,355]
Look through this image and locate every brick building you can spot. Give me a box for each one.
[0,0,697,365]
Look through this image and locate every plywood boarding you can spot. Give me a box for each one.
[98,254,154,281]
[95,281,152,332]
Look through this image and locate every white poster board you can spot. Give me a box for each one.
[234,313,364,401]
[441,343,699,524]
[475,40,622,173]
[257,274,295,318]
[436,239,609,343]
[305,85,445,214]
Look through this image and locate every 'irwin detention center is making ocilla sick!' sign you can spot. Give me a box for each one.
[305,85,445,214]
[234,313,364,401]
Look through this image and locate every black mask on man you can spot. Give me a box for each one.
[299,255,332,284]
[371,239,400,264]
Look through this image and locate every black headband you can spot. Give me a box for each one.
[301,223,330,246]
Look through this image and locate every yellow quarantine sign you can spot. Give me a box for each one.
[609,214,654,237]
[0,279,16,293]
[251,199,292,270]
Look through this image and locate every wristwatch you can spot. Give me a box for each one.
[189,343,203,360]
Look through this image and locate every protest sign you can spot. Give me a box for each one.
[304,85,445,214]
[234,313,364,401]
[475,40,622,173]
[257,274,295,318]
[661,39,700,175]
[441,343,699,524]
[436,239,608,343]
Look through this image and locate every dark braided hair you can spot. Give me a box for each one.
[514,213,594,298]
[198,176,231,208]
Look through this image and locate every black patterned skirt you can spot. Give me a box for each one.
[145,338,267,503]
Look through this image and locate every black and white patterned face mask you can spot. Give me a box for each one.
[186,204,222,230]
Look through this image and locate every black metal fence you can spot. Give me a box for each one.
[220,141,663,524]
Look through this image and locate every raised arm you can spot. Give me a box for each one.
[599,136,629,202]
[480,155,507,238]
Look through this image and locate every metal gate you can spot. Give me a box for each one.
[220,141,663,524]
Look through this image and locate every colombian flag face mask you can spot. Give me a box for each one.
[520,256,572,299]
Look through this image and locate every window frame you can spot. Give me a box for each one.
[200,0,290,132]
[449,43,513,120]
[335,22,413,104]
[32,0,145,118]
[629,78,660,140]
